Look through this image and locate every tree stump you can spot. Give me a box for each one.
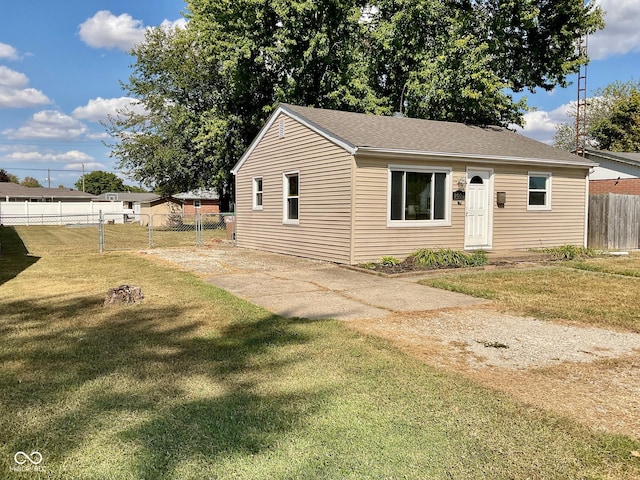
[104,285,144,306]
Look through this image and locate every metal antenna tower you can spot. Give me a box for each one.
[575,34,588,157]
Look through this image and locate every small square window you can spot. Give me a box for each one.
[528,172,551,210]
[194,200,201,208]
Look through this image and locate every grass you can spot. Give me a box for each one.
[422,255,640,333]
[1,226,639,479]
[12,224,226,253]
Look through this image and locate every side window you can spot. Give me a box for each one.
[194,200,201,209]
[283,172,299,224]
[528,172,551,210]
[253,177,263,210]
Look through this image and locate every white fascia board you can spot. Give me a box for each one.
[231,104,357,175]
[354,147,597,169]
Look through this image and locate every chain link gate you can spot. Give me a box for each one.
[99,211,228,251]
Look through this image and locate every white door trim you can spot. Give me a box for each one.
[464,167,493,250]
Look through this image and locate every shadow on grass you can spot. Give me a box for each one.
[0,293,328,478]
[0,226,39,286]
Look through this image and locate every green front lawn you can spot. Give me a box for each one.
[422,254,640,333]
[1,226,639,479]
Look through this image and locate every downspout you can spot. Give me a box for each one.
[584,168,592,247]
[349,151,358,265]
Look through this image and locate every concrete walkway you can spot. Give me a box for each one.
[202,247,487,321]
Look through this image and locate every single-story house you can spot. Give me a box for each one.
[231,104,597,265]
[98,192,162,221]
[174,189,221,215]
[583,149,640,195]
[0,182,97,202]
[138,197,183,227]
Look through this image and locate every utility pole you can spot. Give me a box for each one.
[81,163,85,192]
[47,169,51,188]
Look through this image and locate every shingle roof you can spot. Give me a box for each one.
[281,104,594,166]
[584,149,640,167]
[0,182,98,199]
[98,192,160,202]
[174,189,220,200]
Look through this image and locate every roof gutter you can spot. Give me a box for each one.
[354,146,598,169]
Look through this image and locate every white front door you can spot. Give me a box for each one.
[464,168,492,249]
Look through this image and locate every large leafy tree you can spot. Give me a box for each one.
[20,176,42,188]
[75,171,125,195]
[553,80,640,151]
[0,169,19,183]
[107,0,604,202]
[591,90,640,152]
[368,0,603,126]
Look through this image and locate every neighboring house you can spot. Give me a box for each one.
[0,182,125,225]
[174,189,221,215]
[98,192,161,220]
[232,104,597,265]
[0,182,97,202]
[138,197,183,227]
[583,149,640,195]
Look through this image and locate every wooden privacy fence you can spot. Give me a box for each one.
[588,194,640,250]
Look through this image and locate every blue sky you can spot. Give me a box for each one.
[1,0,639,189]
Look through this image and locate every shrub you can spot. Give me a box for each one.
[380,256,400,266]
[408,248,488,269]
[536,245,596,260]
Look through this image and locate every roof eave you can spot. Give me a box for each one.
[355,147,598,168]
[584,149,640,168]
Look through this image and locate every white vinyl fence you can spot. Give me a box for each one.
[0,201,127,225]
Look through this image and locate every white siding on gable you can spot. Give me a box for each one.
[590,158,640,180]
[235,113,354,264]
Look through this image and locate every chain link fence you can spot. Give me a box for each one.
[2,212,232,252]
[100,212,231,251]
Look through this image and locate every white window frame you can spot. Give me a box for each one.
[193,199,201,209]
[283,171,300,225]
[252,176,263,210]
[527,171,552,211]
[387,165,452,227]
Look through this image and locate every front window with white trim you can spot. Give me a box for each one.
[528,172,551,210]
[253,176,263,210]
[283,171,299,224]
[388,166,451,226]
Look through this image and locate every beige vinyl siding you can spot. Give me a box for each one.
[352,155,466,264]
[352,157,589,264]
[235,114,353,263]
[492,166,587,249]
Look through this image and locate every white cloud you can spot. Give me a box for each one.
[160,18,188,30]
[72,96,146,122]
[6,150,94,162]
[0,42,18,60]
[0,65,28,88]
[78,11,186,52]
[3,110,88,140]
[590,0,640,60]
[65,161,107,170]
[0,66,51,108]
[79,11,147,51]
[513,102,575,144]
